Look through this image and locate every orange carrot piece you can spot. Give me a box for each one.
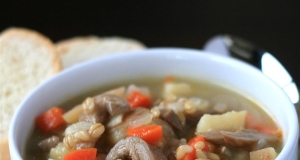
[35,107,66,132]
[246,113,280,135]
[127,90,152,108]
[63,148,97,160]
[187,135,209,151]
[181,135,209,160]
[164,76,174,84]
[126,125,163,144]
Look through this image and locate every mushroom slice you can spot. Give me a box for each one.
[197,130,225,146]
[94,94,130,116]
[161,109,183,131]
[79,94,129,123]
[220,129,279,150]
[38,135,60,151]
[106,136,167,160]
[198,129,280,151]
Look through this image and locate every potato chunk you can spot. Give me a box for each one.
[196,111,247,133]
[250,147,277,160]
[63,105,83,124]
[49,142,73,160]
[104,86,126,98]
[163,82,192,98]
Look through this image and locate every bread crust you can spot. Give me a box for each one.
[0,27,62,73]
[55,36,146,68]
[56,35,101,55]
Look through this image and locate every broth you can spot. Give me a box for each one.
[24,77,282,160]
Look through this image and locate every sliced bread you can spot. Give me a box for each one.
[0,27,62,146]
[56,36,146,68]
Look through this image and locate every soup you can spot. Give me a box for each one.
[25,77,282,160]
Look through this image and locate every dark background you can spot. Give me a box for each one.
[2,1,300,88]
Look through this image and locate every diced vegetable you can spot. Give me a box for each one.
[246,113,280,135]
[106,114,124,128]
[63,148,97,160]
[184,97,210,114]
[64,121,93,135]
[188,135,209,151]
[181,135,209,160]
[126,85,151,97]
[196,111,247,133]
[38,135,60,151]
[164,76,174,84]
[163,82,192,98]
[181,151,195,160]
[49,142,73,160]
[126,125,162,144]
[127,108,153,128]
[35,107,66,132]
[249,147,277,160]
[176,145,193,160]
[103,86,126,98]
[62,105,83,124]
[127,90,152,108]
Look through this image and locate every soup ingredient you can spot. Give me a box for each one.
[163,82,192,98]
[176,145,193,160]
[63,105,83,124]
[106,114,124,128]
[160,109,183,131]
[38,136,60,151]
[79,97,106,123]
[103,86,126,98]
[151,118,180,158]
[35,107,66,132]
[79,95,129,124]
[106,136,167,160]
[196,110,247,133]
[49,143,73,160]
[184,97,210,114]
[127,90,152,108]
[246,113,280,135]
[180,135,209,160]
[249,147,277,160]
[126,125,163,144]
[196,130,224,145]
[187,135,209,152]
[96,94,130,116]
[63,148,97,160]
[107,108,153,145]
[198,129,279,151]
[221,129,279,150]
[163,76,174,84]
[63,122,105,150]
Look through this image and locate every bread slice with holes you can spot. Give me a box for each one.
[0,27,62,159]
[56,36,146,68]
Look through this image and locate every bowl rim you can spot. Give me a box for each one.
[9,47,299,159]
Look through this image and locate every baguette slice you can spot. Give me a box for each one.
[0,27,62,159]
[56,36,146,68]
